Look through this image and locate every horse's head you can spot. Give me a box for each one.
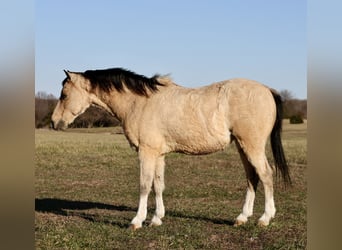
[51,70,92,130]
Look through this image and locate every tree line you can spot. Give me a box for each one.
[35,90,307,128]
[279,90,307,122]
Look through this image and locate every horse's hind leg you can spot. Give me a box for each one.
[130,149,157,229]
[150,155,165,226]
[234,141,259,226]
[256,157,276,226]
[235,138,276,226]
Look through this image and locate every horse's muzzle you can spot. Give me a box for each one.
[51,120,67,131]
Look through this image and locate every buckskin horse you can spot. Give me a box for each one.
[51,68,290,229]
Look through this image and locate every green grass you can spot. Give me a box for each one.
[35,120,306,249]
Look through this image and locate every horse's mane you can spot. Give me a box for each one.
[82,68,164,96]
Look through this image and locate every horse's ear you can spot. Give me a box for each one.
[63,70,79,82]
[66,71,80,83]
[64,70,70,79]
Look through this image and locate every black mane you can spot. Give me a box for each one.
[82,68,164,96]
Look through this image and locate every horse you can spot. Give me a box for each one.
[51,68,291,229]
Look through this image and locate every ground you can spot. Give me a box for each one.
[35,121,306,249]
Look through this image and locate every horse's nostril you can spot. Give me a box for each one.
[56,120,66,131]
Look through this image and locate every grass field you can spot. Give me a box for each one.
[35,120,307,249]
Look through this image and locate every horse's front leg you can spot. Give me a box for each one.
[150,155,165,226]
[130,149,157,230]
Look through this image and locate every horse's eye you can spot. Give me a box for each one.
[60,93,67,100]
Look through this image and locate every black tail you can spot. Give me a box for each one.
[270,90,291,185]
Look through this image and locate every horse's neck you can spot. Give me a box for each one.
[93,89,145,122]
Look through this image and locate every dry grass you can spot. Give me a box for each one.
[35,120,306,249]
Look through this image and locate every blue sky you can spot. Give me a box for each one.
[35,0,306,99]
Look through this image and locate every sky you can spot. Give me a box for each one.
[35,0,307,99]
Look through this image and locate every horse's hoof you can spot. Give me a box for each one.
[150,216,163,227]
[149,221,162,227]
[234,219,246,227]
[129,224,141,230]
[257,219,269,227]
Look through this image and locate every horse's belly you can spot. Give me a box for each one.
[167,130,231,155]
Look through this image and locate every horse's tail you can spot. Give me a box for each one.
[270,90,291,185]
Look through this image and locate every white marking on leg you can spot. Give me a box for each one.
[258,184,276,226]
[234,142,259,226]
[258,160,275,226]
[236,184,256,224]
[244,186,256,217]
[151,156,165,226]
[131,194,148,228]
[131,150,156,229]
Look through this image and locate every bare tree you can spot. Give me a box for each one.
[279,89,294,102]
[35,92,58,128]
[278,89,307,119]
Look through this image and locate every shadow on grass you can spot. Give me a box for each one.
[35,198,135,228]
[35,198,134,213]
[35,198,235,227]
